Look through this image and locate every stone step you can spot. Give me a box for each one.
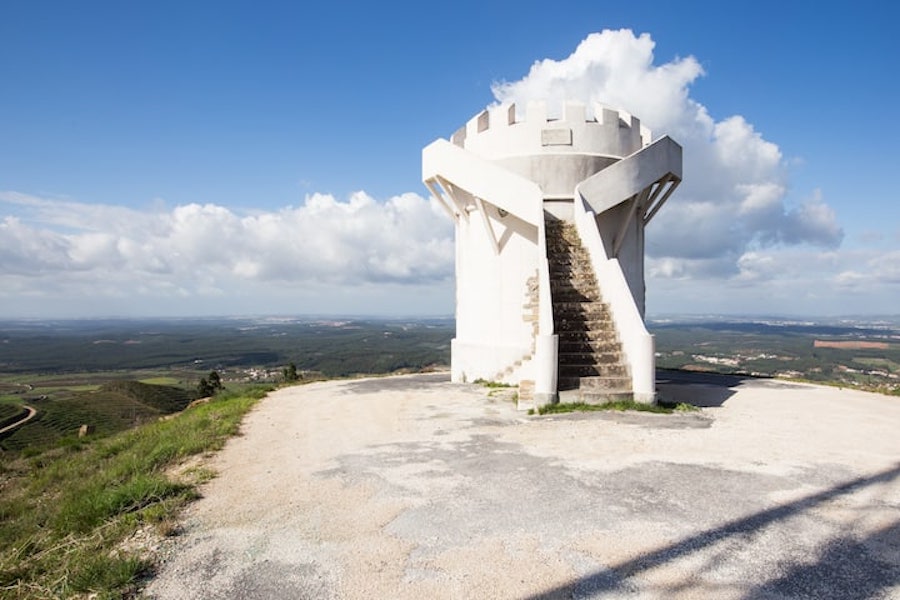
[558,352,624,367]
[555,318,616,332]
[559,364,630,379]
[549,272,595,283]
[551,290,600,303]
[553,300,610,311]
[550,281,598,294]
[550,280,595,290]
[560,351,621,365]
[548,274,595,288]
[550,271,595,281]
[550,273,597,285]
[559,358,628,377]
[558,382,632,396]
[557,329,619,342]
[551,288,599,301]
[546,243,587,252]
[554,317,613,329]
[547,256,590,265]
[554,319,615,333]
[577,375,633,390]
[552,301,611,316]
[548,263,592,272]
[551,283,604,294]
[553,303,610,315]
[579,390,634,404]
[558,376,632,393]
[549,256,591,262]
[548,263,593,271]
[555,293,606,304]
[558,340,621,353]
[518,379,534,400]
[557,376,581,391]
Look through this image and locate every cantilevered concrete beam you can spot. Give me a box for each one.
[577,135,682,219]
[423,139,544,228]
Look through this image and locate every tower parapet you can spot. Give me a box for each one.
[451,102,651,200]
[452,102,651,161]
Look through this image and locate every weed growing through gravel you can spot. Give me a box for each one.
[534,399,690,415]
[0,386,272,599]
[472,379,514,388]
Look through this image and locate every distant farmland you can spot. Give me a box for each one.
[814,339,891,350]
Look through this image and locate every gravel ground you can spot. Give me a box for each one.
[144,372,900,599]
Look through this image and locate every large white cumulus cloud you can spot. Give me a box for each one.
[0,191,454,304]
[491,29,844,280]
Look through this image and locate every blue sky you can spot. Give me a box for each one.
[1,0,898,318]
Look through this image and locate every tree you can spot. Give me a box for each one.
[198,370,223,397]
[208,370,223,391]
[197,377,215,398]
[282,362,299,382]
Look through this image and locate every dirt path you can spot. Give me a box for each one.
[145,373,900,599]
[0,405,36,435]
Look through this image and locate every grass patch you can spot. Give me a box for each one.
[536,399,676,415]
[671,401,701,413]
[138,376,182,386]
[533,399,701,415]
[473,378,513,388]
[0,384,272,598]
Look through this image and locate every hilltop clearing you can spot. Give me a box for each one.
[146,373,900,599]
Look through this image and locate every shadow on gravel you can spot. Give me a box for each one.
[337,372,451,394]
[744,520,900,600]
[655,368,753,408]
[523,463,900,600]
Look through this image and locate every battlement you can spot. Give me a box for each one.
[452,102,652,160]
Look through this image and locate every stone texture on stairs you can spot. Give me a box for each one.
[546,217,632,403]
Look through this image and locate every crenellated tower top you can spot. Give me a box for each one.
[451,101,652,161]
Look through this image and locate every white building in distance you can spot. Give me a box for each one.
[423,101,681,408]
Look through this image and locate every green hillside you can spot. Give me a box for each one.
[0,404,25,428]
[99,380,195,413]
[0,386,269,598]
[0,381,196,453]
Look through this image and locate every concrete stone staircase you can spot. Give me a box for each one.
[545,218,633,403]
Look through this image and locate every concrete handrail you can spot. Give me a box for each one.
[572,198,656,403]
[537,218,554,338]
[534,214,558,404]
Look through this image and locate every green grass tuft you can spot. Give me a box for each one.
[68,552,149,597]
[536,400,675,415]
[0,385,271,598]
[473,378,514,388]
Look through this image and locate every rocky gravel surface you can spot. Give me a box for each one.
[144,372,900,599]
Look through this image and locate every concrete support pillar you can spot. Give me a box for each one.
[533,334,558,407]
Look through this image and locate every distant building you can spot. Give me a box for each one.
[423,101,681,408]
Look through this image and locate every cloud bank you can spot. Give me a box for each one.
[491,29,844,282]
[0,191,454,316]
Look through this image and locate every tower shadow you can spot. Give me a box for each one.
[522,463,900,599]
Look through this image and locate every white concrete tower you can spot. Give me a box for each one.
[423,101,681,407]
